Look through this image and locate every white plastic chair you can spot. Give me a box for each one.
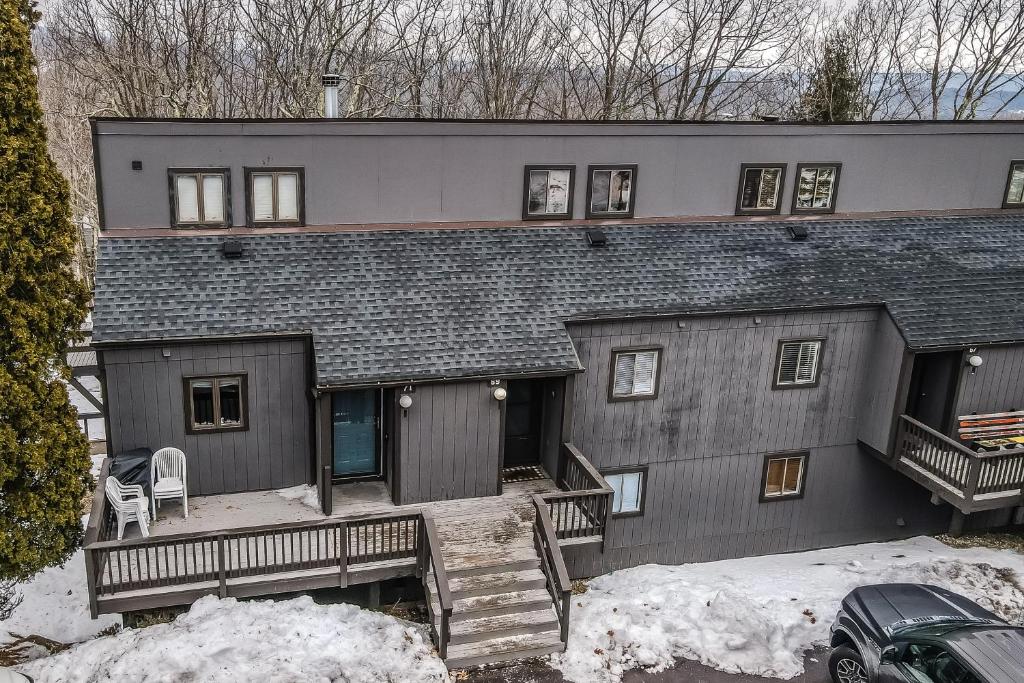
[151,447,188,519]
[104,476,151,540]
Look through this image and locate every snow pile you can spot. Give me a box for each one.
[552,536,1024,682]
[274,484,321,511]
[21,595,447,683]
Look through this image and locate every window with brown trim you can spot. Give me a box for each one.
[185,375,248,433]
[792,163,841,214]
[168,169,230,227]
[773,338,824,389]
[737,163,786,215]
[760,452,807,501]
[601,466,647,516]
[586,164,637,218]
[523,165,575,220]
[245,168,304,226]
[1004,161,1024,208]
[610,348,661,400]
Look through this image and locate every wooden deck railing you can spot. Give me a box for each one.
[84,458,436,623]
[418,510,453,659]
[532,495,572,644]
[539,443,614,542]
[894,415,1024,510]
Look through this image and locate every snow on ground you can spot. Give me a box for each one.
[1,522,121,647]
[20,595,448,683]
[275,483,321,511]
[552,536,1024,682]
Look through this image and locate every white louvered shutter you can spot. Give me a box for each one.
[613,353,636,397]
[632,351,657,395]
[202,174,224,222]
[795,341,820,383]
[175,175,200,223]
[252,174,274,221]
[277,173,299,220]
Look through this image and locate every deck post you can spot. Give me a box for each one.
[338,521,349,587]
[217,535,227,598]
[84,546,99,619]
[964,457,982,506]
[948,510,967,537]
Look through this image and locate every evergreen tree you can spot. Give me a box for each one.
[0,0,91,581]
[798,30,864,122]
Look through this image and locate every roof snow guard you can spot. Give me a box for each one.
[92,215,1024,387]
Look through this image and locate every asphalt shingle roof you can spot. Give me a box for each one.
[92,214,1024,386]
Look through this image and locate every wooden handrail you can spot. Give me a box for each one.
[86,508,418,550]
[532,495,572,643]
[900,415,979,458]
[561,442,614,493]
[420,510,452,659]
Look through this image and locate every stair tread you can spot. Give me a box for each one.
[437,569,546,595]
[447,630,564,660]
[454,588,552,612]
[448,607,559,635]
[443,547,540,572]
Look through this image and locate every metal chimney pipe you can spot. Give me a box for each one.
[321,74,341,118]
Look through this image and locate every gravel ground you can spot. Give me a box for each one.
[464,647,831,683]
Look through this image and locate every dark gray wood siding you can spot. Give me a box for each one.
[562,309,950,576]
[857,310,909,454]
[102,338,312,496]
[955,344,1024,416]
[396,381,501,504]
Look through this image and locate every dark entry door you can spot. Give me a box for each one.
[503,380,543,468]
[332,389,380,478]
[907,351,961,432]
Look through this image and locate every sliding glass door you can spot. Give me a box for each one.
[331,389,380,479]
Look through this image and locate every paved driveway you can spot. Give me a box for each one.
[466,647,831,683]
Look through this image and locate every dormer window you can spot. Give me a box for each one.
[737,163,785,215]
[1004,161,1024,208]
[523,165,574,220]
[792,163,841,214]
[587,165,637,218]
[245,168,304,226]
[169,169,230,227]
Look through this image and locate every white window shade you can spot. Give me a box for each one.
[606,471,643,514]
[277,173,299,220]
[612,350,659,397]
[252,174,274,221]
[202,174,224,222]
[175,175,200,223]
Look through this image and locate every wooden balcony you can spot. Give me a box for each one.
[893,414,1024,514]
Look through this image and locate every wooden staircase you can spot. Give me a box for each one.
[421,494,570,669]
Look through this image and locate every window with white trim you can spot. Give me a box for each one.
[761,453,806,500]
[170,170,228,226]
[1005,161,1024,207]
[775,339,823,387]
[603,469,645,515]
[793,164,840,212]
[738,164,785,213]
[611,349,660,399]
[248,170,302,224]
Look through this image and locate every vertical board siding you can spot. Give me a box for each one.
[397,381,501,504]
[103,339,312,496]
[563,308,950,577]
[857,311,907,453]
[955,344,1024,416]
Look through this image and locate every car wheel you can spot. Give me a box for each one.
[829,645,869,683]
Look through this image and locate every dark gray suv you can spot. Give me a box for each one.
[828,584,1024,683]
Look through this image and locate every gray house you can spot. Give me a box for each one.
[84,115,1024,668]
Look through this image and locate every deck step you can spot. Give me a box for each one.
[431,568,547,599]
[431,588,554,622]
[443,548,541,578]
[446,607,560,645]
[445,630,565,670]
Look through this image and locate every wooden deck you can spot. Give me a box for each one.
[891,414,1024,514]
[84,443,611,622]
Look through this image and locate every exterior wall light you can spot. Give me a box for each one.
[968,354,984,368]
[492,387,508,401]
[399,394,413,409]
